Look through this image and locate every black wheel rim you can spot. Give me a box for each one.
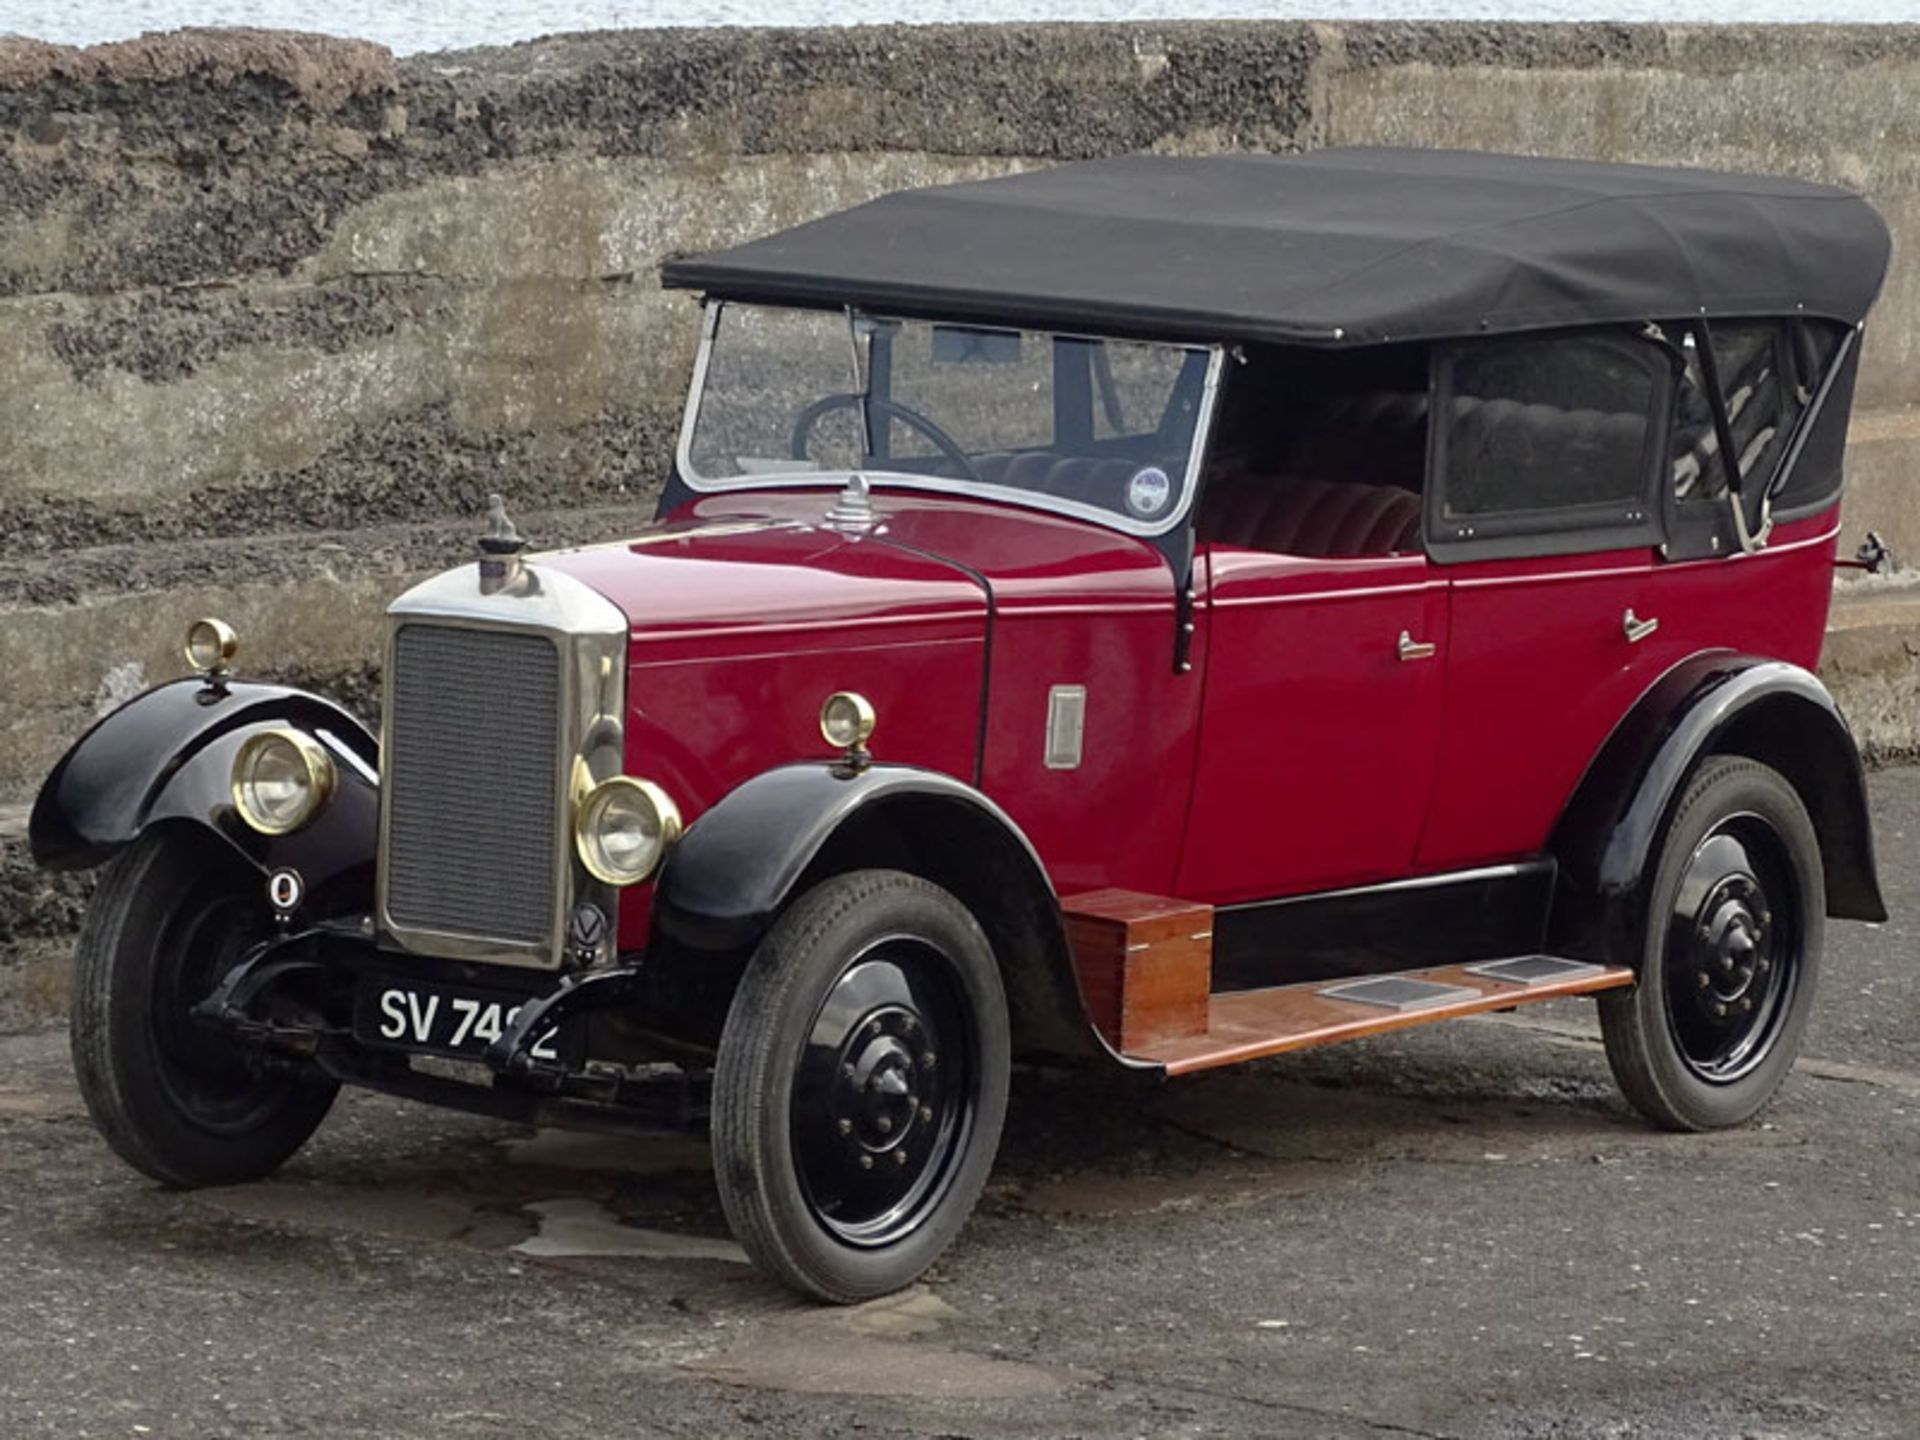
[1662,812,1803,1084]
[790,936,976,1248]
[146,885,285,1134]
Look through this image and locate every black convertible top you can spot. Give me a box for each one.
[662,148,1890,347]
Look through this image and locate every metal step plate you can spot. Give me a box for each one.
[1316,976,1481,1012]
[1463,956,1608,987]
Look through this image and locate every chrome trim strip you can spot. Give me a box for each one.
[627,611,984,647]
[626,599,1177,649]
[1181,346,1227,531]
[1451,520,1839,589]
[675,300,1225,542]
[1215,861,1542,915]
[1212,579,1447,608]
[1453,565,1650,590]
[1728,519,1843,559]
[672,300,721,491]
[1659,519,1842,572]
[995,601,1176,619]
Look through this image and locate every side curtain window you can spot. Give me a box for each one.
[1771,319,1853,520]
[1431,331,1664,556]
[1670,322,1799,510]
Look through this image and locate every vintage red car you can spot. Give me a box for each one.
[32,149,1892,1302]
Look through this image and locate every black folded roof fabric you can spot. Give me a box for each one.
[661,148,1890,347]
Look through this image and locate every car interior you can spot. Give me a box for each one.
[789,317,1843,557]
[1196,343,1430,557]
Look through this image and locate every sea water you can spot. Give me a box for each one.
[6,0,1917,57]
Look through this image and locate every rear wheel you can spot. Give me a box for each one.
[1599,756,1822,1131]
[70,830,337,1186]
[712,869,1010,1303]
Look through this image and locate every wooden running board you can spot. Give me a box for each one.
[1133,961,1635,1076]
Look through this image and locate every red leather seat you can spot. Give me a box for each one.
[1284,391,1430,491]
[1039,457,1099,499]
[1202,471,1422,557]
[1000,452,1057,491]
[1198,387,1428,557]
[972,452,1016,486]
[1204,462,1278,545]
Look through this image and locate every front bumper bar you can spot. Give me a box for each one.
[191,916,705,1132]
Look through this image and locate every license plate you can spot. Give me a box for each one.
[352,975,583,1066]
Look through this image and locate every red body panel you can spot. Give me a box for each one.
[540,503,988,951]
[863,497,1202,896]
[1418,511,1840,873]
[539,478,1844,951]
[1415,546,1655,870]
[542,487,1203,947]
[1642,512,1837,677]
[1180,549,1448,901]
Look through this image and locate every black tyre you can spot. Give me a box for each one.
[1599,756,1823,1131]
[712,869,1010,1303]
[71,830,337,1186]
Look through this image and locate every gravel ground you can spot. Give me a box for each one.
[0,770,1916,1439]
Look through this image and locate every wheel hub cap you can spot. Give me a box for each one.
[1664,818,1799,1084]
[1697,879,1768,1004]
[791,943,974,1247]
[836,1012,926,1154]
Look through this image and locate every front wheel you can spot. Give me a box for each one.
[1599,756,1823,1131]
[70,830,338,1186]
[712,869,1010,1303]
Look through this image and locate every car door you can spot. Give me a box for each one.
[1176,546,1448,903]
[1414,329,1672,871]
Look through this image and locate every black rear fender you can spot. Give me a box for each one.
[650,762,1111,1063]
[30,678,379,915]
[1549,654,1885,964]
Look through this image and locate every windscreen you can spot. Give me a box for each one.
[683,304,1214,531]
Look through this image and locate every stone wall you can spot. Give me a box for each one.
[2,23,1918,982]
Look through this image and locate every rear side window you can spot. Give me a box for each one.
[1772,321,1855,520]
[1663,317,1851,556]
[1671,322,1796,507]
[1430,331,1664,557]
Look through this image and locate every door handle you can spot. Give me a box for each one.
[1397,630,1437,663]
[1622,608,1660,644]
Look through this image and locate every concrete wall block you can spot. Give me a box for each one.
[0,285,681,546]
[0,571,402,797]
[1837,418,1920,564]
[397,24,1321,163]
[0,287,455,504]
[0,500,656,797]
[1825,591,1920,764]
[1320,40,1920,411]
[307,152,1032,285]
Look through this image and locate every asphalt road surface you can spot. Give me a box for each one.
[2,772,1918,1439]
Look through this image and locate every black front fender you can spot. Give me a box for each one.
[1550,653,1886,963]
[30,678,380,912]
[651,761,1116,1064]
[653,762,1051,953]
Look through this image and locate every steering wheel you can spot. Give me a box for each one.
[789,393,984,486]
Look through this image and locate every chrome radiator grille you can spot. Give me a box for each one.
[383,624,561,947]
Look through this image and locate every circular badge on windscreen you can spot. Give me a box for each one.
[1126,466,1173,519]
